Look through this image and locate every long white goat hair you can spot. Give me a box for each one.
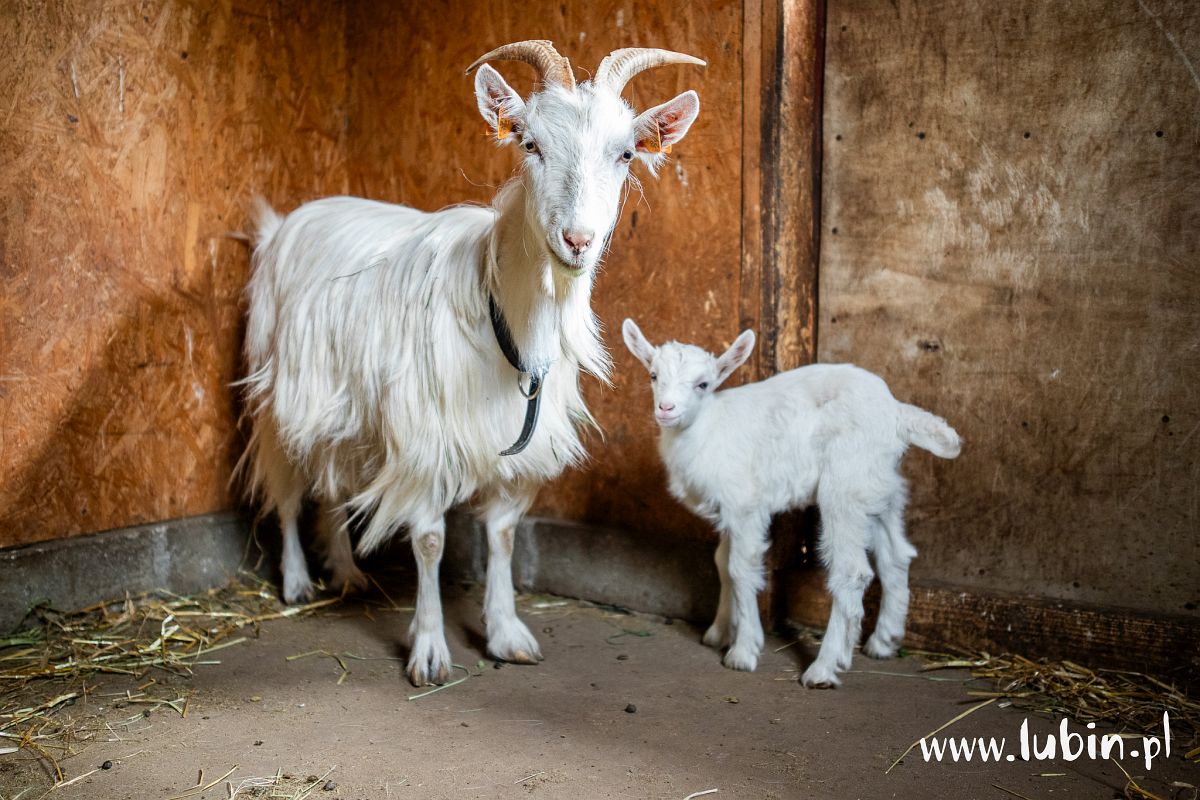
[242,189,605,550]
[622,319,961,688]
[238,42,704,687]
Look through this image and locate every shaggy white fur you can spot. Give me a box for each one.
[238,49,701,686]
[622,319,961,688]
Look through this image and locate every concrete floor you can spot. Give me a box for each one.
[2,580,1195,799]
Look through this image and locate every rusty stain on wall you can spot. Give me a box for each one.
[820,0,1200,615]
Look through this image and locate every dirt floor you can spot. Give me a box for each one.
[2,577,1196,800]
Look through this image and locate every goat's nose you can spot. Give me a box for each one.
[562,229,594,255]
[658,401,675,412]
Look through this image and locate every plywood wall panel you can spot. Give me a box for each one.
[345,2,746,541]
[820,0,1200,614]
[0,0,351,547]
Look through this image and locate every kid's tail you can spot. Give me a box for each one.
[898,403,961,459]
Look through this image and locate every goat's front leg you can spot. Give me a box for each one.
[703,536,732,649]
[722,512,770,671]
[407,518,452,686]
[478,486,542,664]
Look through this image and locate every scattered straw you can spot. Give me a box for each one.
[922,653,1199,748]
[992,784,1035,800]
[0,573,341,787]
[683,790,720,799]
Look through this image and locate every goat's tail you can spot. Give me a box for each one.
[249,194,285,250]
[898,403,961,459]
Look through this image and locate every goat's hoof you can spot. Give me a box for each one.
[487,618,544,665]
[282,573,315,605]
[331,566,371,595]
[862,634,897,660]
[722,645,760,672]
[800,662,841,689]
[407,634,453,687]
[702,623,730,649]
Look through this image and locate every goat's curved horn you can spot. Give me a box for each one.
[467,40,576,90]
[594,48,706,96]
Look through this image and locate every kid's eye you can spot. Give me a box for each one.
[697,382,709,391]
[620,149,634,163]
[523,140,540,156]
[650,372,657,382]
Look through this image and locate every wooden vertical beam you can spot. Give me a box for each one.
[760,0,823,374]
[744,0,826,622]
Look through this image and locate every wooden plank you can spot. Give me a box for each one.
[760,0,823,375]
[820,0,1200,617]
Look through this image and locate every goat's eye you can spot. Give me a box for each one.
[697,382,709,391]
[650,372,657,382]
[523,140,540,156]
[620,149,634,163]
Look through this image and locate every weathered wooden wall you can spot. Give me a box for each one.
[820,0,1200,616]
[345,1,755,542]
[0,0,351,548]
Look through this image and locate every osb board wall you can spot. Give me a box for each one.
[0,1,352,548]
[820,0,1199,615]
[344,2,749,541]
[3,1,771,549]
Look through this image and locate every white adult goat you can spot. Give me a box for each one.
[240,41,704,686]
[622,319,960,688]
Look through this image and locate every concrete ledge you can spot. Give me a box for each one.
[444,512,720,621]
[0,513,251,632]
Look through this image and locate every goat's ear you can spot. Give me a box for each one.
[622,318,657,371]
[633,90,700,164]
[715,329,756,387]
[474,64,526,144]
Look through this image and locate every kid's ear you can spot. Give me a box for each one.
[474,64,526,143]
[633,90,700,164]
[622,318,657,371]
[715,329,756,386]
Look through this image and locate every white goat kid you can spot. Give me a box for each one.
[240,42,704,686]
[621,319,961,688]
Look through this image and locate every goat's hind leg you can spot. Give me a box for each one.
[407,517,452,686]
[863,500,916,659]
[316,501,369,594]
[255,421,313,604]
[801,502,872,688]
[477,486,542,664]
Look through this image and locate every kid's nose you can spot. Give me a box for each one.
[658,401,676,413]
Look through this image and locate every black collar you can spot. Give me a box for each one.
[489,293,546,456]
